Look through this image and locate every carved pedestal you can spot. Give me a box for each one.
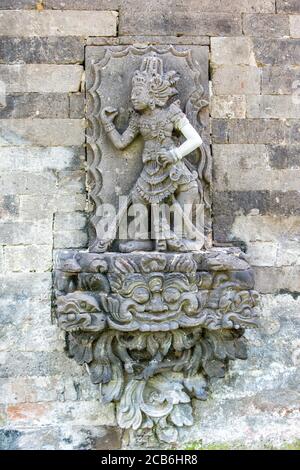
[54,248,258,443]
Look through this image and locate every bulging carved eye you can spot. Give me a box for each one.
[163,288,180,304]
[132,286,150,304]
[67,313,76,321]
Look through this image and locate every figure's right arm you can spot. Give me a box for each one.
[101,107,139,150]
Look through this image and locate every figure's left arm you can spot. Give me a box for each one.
[157,113,203,167]
[172,117,203,160]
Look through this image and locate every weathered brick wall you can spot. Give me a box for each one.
[0,0,299,450]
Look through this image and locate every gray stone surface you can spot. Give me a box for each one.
[0,273,51,299]
[277,0,300,13]
[5,401,115,427]
[255,268,300,293]
[0,94,69,119]
[0,10,118,37]
[243,14,290,37]
[268,145,300,169]
[215,167,299,192]
[246,95,300,118]
[125,293,300,448]
[4,245,52,273]
[119,9,242,36]
[0,1,37,8]
[56,44,258,445]
[253,38,300,65]
[119,0,276,15]
[290,16,300,38]
[211,95,246,118]
[262,66,300,94]
[45,0,119,9]
[0,64,83,93]
[69,93,85,119]
[0,220,53,245]
[0,172,57,196]
[0,37,84,64]
[54,212,87,231]
[0,146,83,172]
[0,425,121,450]
[0,119,85,146]
[19,194,86,220]
[212,189,300,244]
[212,119,300,144]
[53,231,88,249]
[211,37,255,65]
[0,195,19,222]
[212,66,261,95]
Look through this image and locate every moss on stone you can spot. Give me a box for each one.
[184,441,237,450]
[280,440,300,450]
[183,439,300,451]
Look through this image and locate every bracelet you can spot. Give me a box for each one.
[103,121,115,133]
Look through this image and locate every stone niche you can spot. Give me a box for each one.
[53,45,259,445]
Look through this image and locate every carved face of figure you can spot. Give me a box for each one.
[108,272,201,332]
[131,84,152,111]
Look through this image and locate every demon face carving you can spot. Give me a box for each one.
[106,272,202,331]
[56,292,107,332]
[104,255,205,332]
[54,250,259,444]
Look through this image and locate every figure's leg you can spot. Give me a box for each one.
[173,181,204,247]
[175,181,200,219]
[151,200,190,252]
[151,202,168,251]
[89,193,132,252]
[119,188,153,252]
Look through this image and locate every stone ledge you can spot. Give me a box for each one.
[86,36,210,46]
[54,248,252,273]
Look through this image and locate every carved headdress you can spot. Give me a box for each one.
[132,53,179,107]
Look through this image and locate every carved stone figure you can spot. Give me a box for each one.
[53,46,259,446]
[96,53,203,253]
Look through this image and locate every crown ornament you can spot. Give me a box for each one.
[140,53,164,76]
[132,53,180,107]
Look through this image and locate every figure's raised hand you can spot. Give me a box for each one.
[100,106,119,124]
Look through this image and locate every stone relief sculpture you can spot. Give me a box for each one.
[54,46,259,445]
[95,53,203,253]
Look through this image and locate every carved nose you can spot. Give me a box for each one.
[145,295,168,313]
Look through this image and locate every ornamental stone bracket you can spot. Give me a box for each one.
[53,45,259,445]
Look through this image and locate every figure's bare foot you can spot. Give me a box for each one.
[89,239,111,253]
[155,239,167,251]
[166,238,186,252]
[119,240,153,252]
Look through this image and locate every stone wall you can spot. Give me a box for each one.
[0,0,299,450]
